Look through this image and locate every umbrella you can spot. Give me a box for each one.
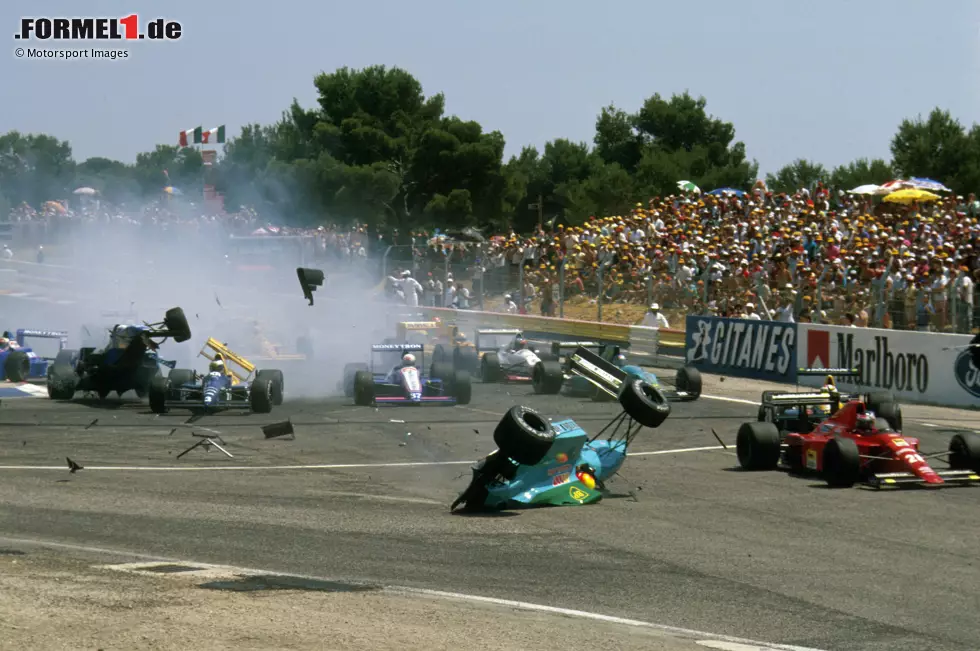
[676,180,700,193]
[707,188,745,197]
[42,201,67,214]
[72,187,98,196]
[848,184,881,195]
[163,186,183,195]
[908,177,951,193]
[882,188,941,204]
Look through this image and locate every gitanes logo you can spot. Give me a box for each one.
[953,351,980,398]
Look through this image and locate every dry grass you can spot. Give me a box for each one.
[481,295,687,327]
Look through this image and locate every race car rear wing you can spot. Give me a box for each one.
[566,346,628,399]
[797,367,862,378]
[372,343,425,352]
[396,321,439,333]
[199,337,256,385]
[763,392,841,406]
[474,329,522,353]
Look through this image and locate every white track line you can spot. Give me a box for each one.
[0,535,827,651]
[0,445,727,472]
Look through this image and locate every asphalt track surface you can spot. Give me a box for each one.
[1,377,979,651]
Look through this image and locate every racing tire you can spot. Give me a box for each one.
[163,307,191,343]
[433,345,449,365]
[866,391,895,415]
[874,401,903,432]
[168,369,196,388]
[3,351,31,383]
[757,405,770,423]
[822,436,861,488]
[453,346,479,375]
[493,405,555,466]
[353,370,375,406]
[619,379,670,428]
[948,432,980,473]
[342,363,369,397]
[736,422,781,471]
[46,352,78,400]
[531,360,563,395]
[451,370,472,405]
[148,374,169,414]
[675,366,702,399]
[481,353,502,383]
[255,369,285,406]
[296,336,314,360]
[250,377,274,414]
[136,367,162,399]
[430,361,454,383]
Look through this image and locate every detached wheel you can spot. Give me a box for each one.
[149,374,169,414]
[823,436,860,488]
[531,360,563,395]
[343,363,368,397]
[949,432,980,473]
[4,351,30,383]
[736,422,781,470]
[451,370,472,405]
[353,370,375,406]
[874,401,903,432]
[619,380,670,428]
[493,406,555,466]
[255,369,285,405]
[453,346,479,375]
[163,307,191,343]
[250,377,274,414]
[675,366,702,399]
[481,353,501,383]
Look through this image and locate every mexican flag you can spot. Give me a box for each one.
[179,127,202,147]
[202,125,226,144]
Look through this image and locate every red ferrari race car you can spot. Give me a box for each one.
[735,398,980,488]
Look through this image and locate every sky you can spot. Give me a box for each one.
[1,0,978,176]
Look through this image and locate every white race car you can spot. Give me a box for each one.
[475,329,556,383]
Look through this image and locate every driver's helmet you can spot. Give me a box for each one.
[209,358,225,374]
[0,337,7,349]
[613,353,627,367]
[513,337,527,350]
[822,375,837,393]
[402,353,416,366]
[855,411,875,433]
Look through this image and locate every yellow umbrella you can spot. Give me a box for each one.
[882,188,941,204]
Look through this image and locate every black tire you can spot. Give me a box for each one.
[136,366,162,398]
[619,379,670,428]
[250,377,274,413]
[4,351,31,382]
[149,374,169,414]
[531,360,564,395]
[430,361,454,382]
[493,405,555,466]
[874,401,903,432]
[255,369,285,405]
[163,307,191,343]
[823,437,861,488]
[874,417,894,433]
[948,432,980,472]
[866,391,895,414]
[353,370,374,406]
[481,353,501,383]
[342,363,369,397]
[453,346,479,375]
[296,336,314,360]
[47,352,78,400]
[736,422,781,470]
[168,369,196,387]
[675,366,702,399]
[433,344,449,365]
[452,371,472,405]
[757,405,769,422]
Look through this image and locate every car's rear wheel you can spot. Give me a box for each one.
[4,351,30,383]
[353,370,374,406]
[451,371,472,405]
[493,406,555,466]
[822,437,860,488]
[343,363,368,397]
[619,380,670,428]
[949,432,980,473]
[430,361,453,382]
[736,422,781,470]
[453,346,479,375]
[874,401,903,432]
[149,374,169,414]
[481,353,501,383]
[255,369,285,405]
[168,369,196,387]
[249,377,274,414]
[531,360,563,394]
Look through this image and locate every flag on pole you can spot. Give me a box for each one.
[193,126,203,144]
[178,127,202,147]
[202,125,226,144]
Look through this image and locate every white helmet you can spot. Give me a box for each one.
[402,353,416,365]
[209,358,225,373]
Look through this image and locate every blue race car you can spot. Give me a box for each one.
[148,338,285,414]
[528,342,702,401]
[451,364,671,511]
[46,307,191,400]
[0,329,68,382]
[342,343,471,406]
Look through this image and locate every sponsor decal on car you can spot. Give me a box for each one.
[552,473,569,486]
[806,449,818,470]
[569,486,589,501]
[548,464,572,476]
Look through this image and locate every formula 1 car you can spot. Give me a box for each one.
[393,320,480,375]
[476,329,556,383]
[0,329,68,382]
[149,338,284,414]
[451,372,672,511]
[342,343,471,406]
[736,399,980,488]
[542,341,701,401]
[46,307,191,400]
[756,368,903,433]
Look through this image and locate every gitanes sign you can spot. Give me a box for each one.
[797,324,978,407]
[685,316,798,382]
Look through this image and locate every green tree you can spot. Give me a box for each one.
[890,108,980,193]
[0,131,76,206]
[827,158,893,192]
[75,157,140,202]
[765,159,828,194]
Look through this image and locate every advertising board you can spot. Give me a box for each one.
[685,315,798,383]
